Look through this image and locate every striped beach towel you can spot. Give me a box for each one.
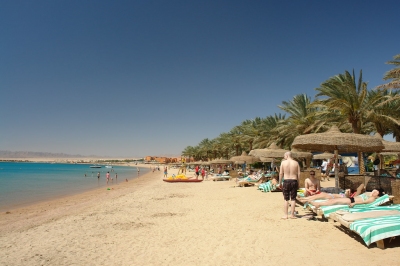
[349,214,400,246]
[345,204,400,213]
[313,194,390,218]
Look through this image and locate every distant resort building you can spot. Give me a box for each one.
[144,156,185,163]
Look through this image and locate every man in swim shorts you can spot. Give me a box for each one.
[278,151,301,219]
[304,170,320,196]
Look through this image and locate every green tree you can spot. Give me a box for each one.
[314,70,370,173]
[377,54,400,90]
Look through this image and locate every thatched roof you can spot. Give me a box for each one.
[230,151,260,164]
[249,143,289,158]
[375,133,400,153]
[312,151,342,160]
[292,126,384,153]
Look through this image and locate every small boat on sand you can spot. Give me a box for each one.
[163,178,203,183]
[163,174,203,183]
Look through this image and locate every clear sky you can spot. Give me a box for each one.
[1,0,399,157]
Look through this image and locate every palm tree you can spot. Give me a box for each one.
[229,126,245,156]
[198,138,212,161]
[239,117,264,151]
[377,54,400,90]
[217,132,234,158]
[363,89,400,137]
[253,114,286,148]
[314,70,369,173]
[274,94,326,148]
[181,146,196,162]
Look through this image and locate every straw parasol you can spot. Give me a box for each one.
[210,158,233,164]
[230,151,260,164]
[289,148,313,169]
[259,157,275,162]
[249,143,289,158]
[313,151,342,160]
[373,133,400,171]
[290,148,312,159]
[374,133,400,153]
[292,125,384,188]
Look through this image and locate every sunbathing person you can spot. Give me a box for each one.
[298,189,350,204]
[299,183,365,203]
[304,171,321,196]
[311,189,380,208]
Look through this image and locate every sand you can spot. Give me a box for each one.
[1,166,400,265]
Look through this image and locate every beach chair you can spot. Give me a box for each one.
[237,175,265,187]
[258,180,282,192]
[308,194,390,218]
[211,174,231,181]
[329,205,400,248]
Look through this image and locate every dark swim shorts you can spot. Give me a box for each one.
[282,179,298,201]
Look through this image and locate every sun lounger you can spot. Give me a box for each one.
[329,207,400,248]
[211,174,231,181]
[237,175,264,187]
[258,180,281,192]
[308,194,390,218]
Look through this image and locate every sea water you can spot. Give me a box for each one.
[0,162,148,211]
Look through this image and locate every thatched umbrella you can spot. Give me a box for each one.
[313,151,342,160]
[249,143,289,158]
[292,126,384,188]
[259,157,275,162]
[230,151,260,164]
[290,148,313,169]
[375,133,400,153]
[374,133,400,171]
[230,151,260,173]
[211,158,233,164]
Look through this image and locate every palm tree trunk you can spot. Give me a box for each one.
[358,152,365,174]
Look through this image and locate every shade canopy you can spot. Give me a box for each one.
[313,151,342,160]
[292,125,384,189]
[210,158,233,164]
[259,157,275,162]
[292,126,384,153]
[189,160,209,165]
[374,133,400,153]
[249,143,289,158]
[290,148,313,159]
[230,151,260,164]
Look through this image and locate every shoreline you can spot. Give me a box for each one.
[0,162,152,213]
[0,163,158,234]
[1,167,399,265]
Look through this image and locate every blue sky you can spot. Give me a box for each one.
[1,0,399,157]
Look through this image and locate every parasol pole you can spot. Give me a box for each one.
[334,149,339,189]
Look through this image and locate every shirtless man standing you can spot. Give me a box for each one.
[278,151,301,219]
[304,170,320,196]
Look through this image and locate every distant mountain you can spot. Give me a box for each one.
[0,150,92,158]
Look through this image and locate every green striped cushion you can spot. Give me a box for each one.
[349,215,400,246]
[315,194,390,218]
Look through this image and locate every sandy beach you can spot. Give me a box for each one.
[1,165,400,265]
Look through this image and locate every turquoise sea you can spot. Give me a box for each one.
[0,162,148,211]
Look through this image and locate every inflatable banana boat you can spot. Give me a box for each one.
[163,174,203,183]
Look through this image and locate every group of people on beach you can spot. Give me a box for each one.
[278,152,380,220]
[194,165,208,180]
